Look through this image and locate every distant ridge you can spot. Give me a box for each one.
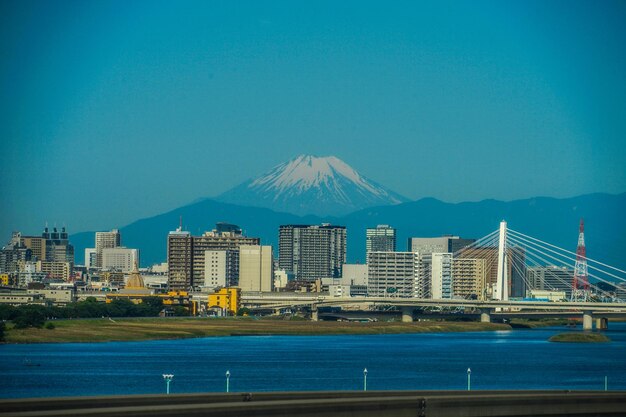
[215,155,409,216]
[71,192,626,271]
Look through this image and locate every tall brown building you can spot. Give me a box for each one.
[456,246,526,299]
[167,223,259,290]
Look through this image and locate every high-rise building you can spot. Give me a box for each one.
[279,224,346,281]
[366,225,396,258]
[0,233,32,273]
[42,227,74,264]
[95,229,121,268]
[204,250,230,289]
[238,245,273,292]
[431,252,453,299]
[367,251,427,298]
[101,247,139,273]
[451,258,487,300]
[408,235,475,254]
[167,224,259,290]
[456,246,526,300]
[19,235,46,261]
[167,228,192,290]
[84,248,97,269]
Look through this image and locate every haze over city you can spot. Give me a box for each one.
[2,0,626,240]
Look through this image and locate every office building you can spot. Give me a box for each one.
[167,224,259,290]
[408,235,475,254]
[101,247,139,273]
[19,235,46,261]
[526,266,574,299]
[238,245,273,292]
[366,225,396,258]
[95,229,121,268]
[367,251,427,298]
[431,252,453,299]
[279,224,346,281]
[341,263,368,286]
[42,227,74,263]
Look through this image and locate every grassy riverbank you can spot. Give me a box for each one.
[509,318,574,329]
[3,318,512,344]
[548,332,611,343]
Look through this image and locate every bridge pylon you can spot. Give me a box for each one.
[494,220,508,301]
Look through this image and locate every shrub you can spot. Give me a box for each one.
[45,322,55,330]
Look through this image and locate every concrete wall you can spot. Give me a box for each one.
[2,391,624,417]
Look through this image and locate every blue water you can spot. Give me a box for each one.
[2,324,625,398]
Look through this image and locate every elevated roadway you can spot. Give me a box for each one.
[241,293,626,330]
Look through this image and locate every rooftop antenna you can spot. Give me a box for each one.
[179,215,183,231]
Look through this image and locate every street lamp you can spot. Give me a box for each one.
[163,374,174,394]
[226,370,231,393]
[467,368,471,391]
[363,368,368,391]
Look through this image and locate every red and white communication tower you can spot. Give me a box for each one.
[572,218,590,301]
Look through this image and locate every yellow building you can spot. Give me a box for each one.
[208,287,240,315]
[0,274,10,286]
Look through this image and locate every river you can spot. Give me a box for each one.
[2,323,625,398]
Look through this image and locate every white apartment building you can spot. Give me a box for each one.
[204,250,228,289]
[431,253,453,299]
[101,247,139,273]
[95,229,121,268]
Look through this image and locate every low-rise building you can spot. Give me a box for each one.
[0,290,46,305]
[207,287,240,315]
[527,289,567,302]
[27,289,75,305]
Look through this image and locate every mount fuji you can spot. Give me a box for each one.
[216,155,409,216]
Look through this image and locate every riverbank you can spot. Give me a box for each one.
[3,317,513,344]
[549,332,611,343]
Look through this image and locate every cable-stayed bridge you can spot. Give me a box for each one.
[242,220,626,330]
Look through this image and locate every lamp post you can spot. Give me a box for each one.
[226,370,231,393]
[163,374,174,394]
[467,368,471,391]
[363,368,368,391]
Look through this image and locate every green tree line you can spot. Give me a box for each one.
[0,297,174,331]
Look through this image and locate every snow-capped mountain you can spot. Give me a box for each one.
[216,155,409,216]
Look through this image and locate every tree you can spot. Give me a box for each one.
[13,308,46,329]
[173,306,188,316]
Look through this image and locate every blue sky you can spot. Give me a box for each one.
[1,0,625,238]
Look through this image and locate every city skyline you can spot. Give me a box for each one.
[2,1,626,240]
